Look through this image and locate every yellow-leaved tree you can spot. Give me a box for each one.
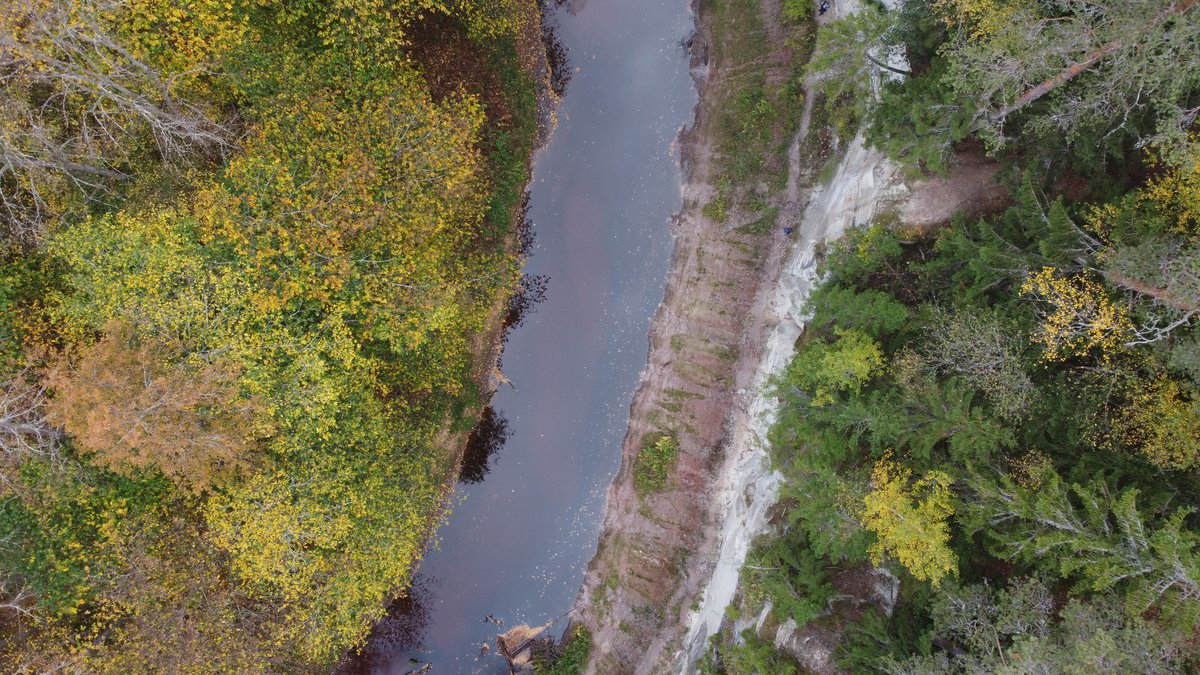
[860,455,958,587]
[1140,147,1200,233]
[1095,375,1200,471]
[934,0,1024,38]
[1020,267,1132,362]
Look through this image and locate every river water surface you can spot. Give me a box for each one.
[343,1,697,672]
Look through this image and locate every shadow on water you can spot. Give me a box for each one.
[337,577,436,674]
[459,406,512,484]
[538,0,570,97]
[500,197,550,370]
[514,193,536,258]
[504,273,549,332]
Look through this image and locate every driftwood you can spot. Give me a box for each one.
[496,621,552,674]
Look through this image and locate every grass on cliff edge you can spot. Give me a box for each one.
[702,0,816,229]
[635,434,680,494]
[534,626,593,675]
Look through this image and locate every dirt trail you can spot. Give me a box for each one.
[900,150,1009,229]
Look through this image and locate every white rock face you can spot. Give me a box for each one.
[676,132,903,671]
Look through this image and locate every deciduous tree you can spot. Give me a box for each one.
[922,306,1034,420]
[782,328,885,407]
[893,578,1183,673]
[1096,374,1200,470]
[0,0,234,241]
[1021,267,1132,362]
[47,324,258,491]
[860,455,958,587]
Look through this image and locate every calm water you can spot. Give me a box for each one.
[344,1,696,671]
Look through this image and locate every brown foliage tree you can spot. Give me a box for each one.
[47,324,259,490]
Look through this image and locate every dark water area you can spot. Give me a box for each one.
[342,1,696,672]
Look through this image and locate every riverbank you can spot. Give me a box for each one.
[346,0,702,670]
[333,6,558,671]
[452,0,562,477]
[570,0,824,671]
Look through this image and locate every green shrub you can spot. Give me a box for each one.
[782,0,808,24]
[535,626,592,675]
[634,435,679,493]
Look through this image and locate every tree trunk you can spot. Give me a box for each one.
[1104,269,1200,313]
[989,0,1200,122]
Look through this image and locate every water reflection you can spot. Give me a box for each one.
[504,274,549,332]
[337,577,436,674]
[459,407,511,484]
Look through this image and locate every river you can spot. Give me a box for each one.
[340,1,698,672]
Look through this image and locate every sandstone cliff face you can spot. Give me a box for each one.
[569,0,1011,668]
[677,131,906,671]
[569,0,1017,666]
[570,0,808,670]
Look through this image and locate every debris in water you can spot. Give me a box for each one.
[497,622,553,673]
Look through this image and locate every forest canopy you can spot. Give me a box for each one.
[0,0,539,670]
